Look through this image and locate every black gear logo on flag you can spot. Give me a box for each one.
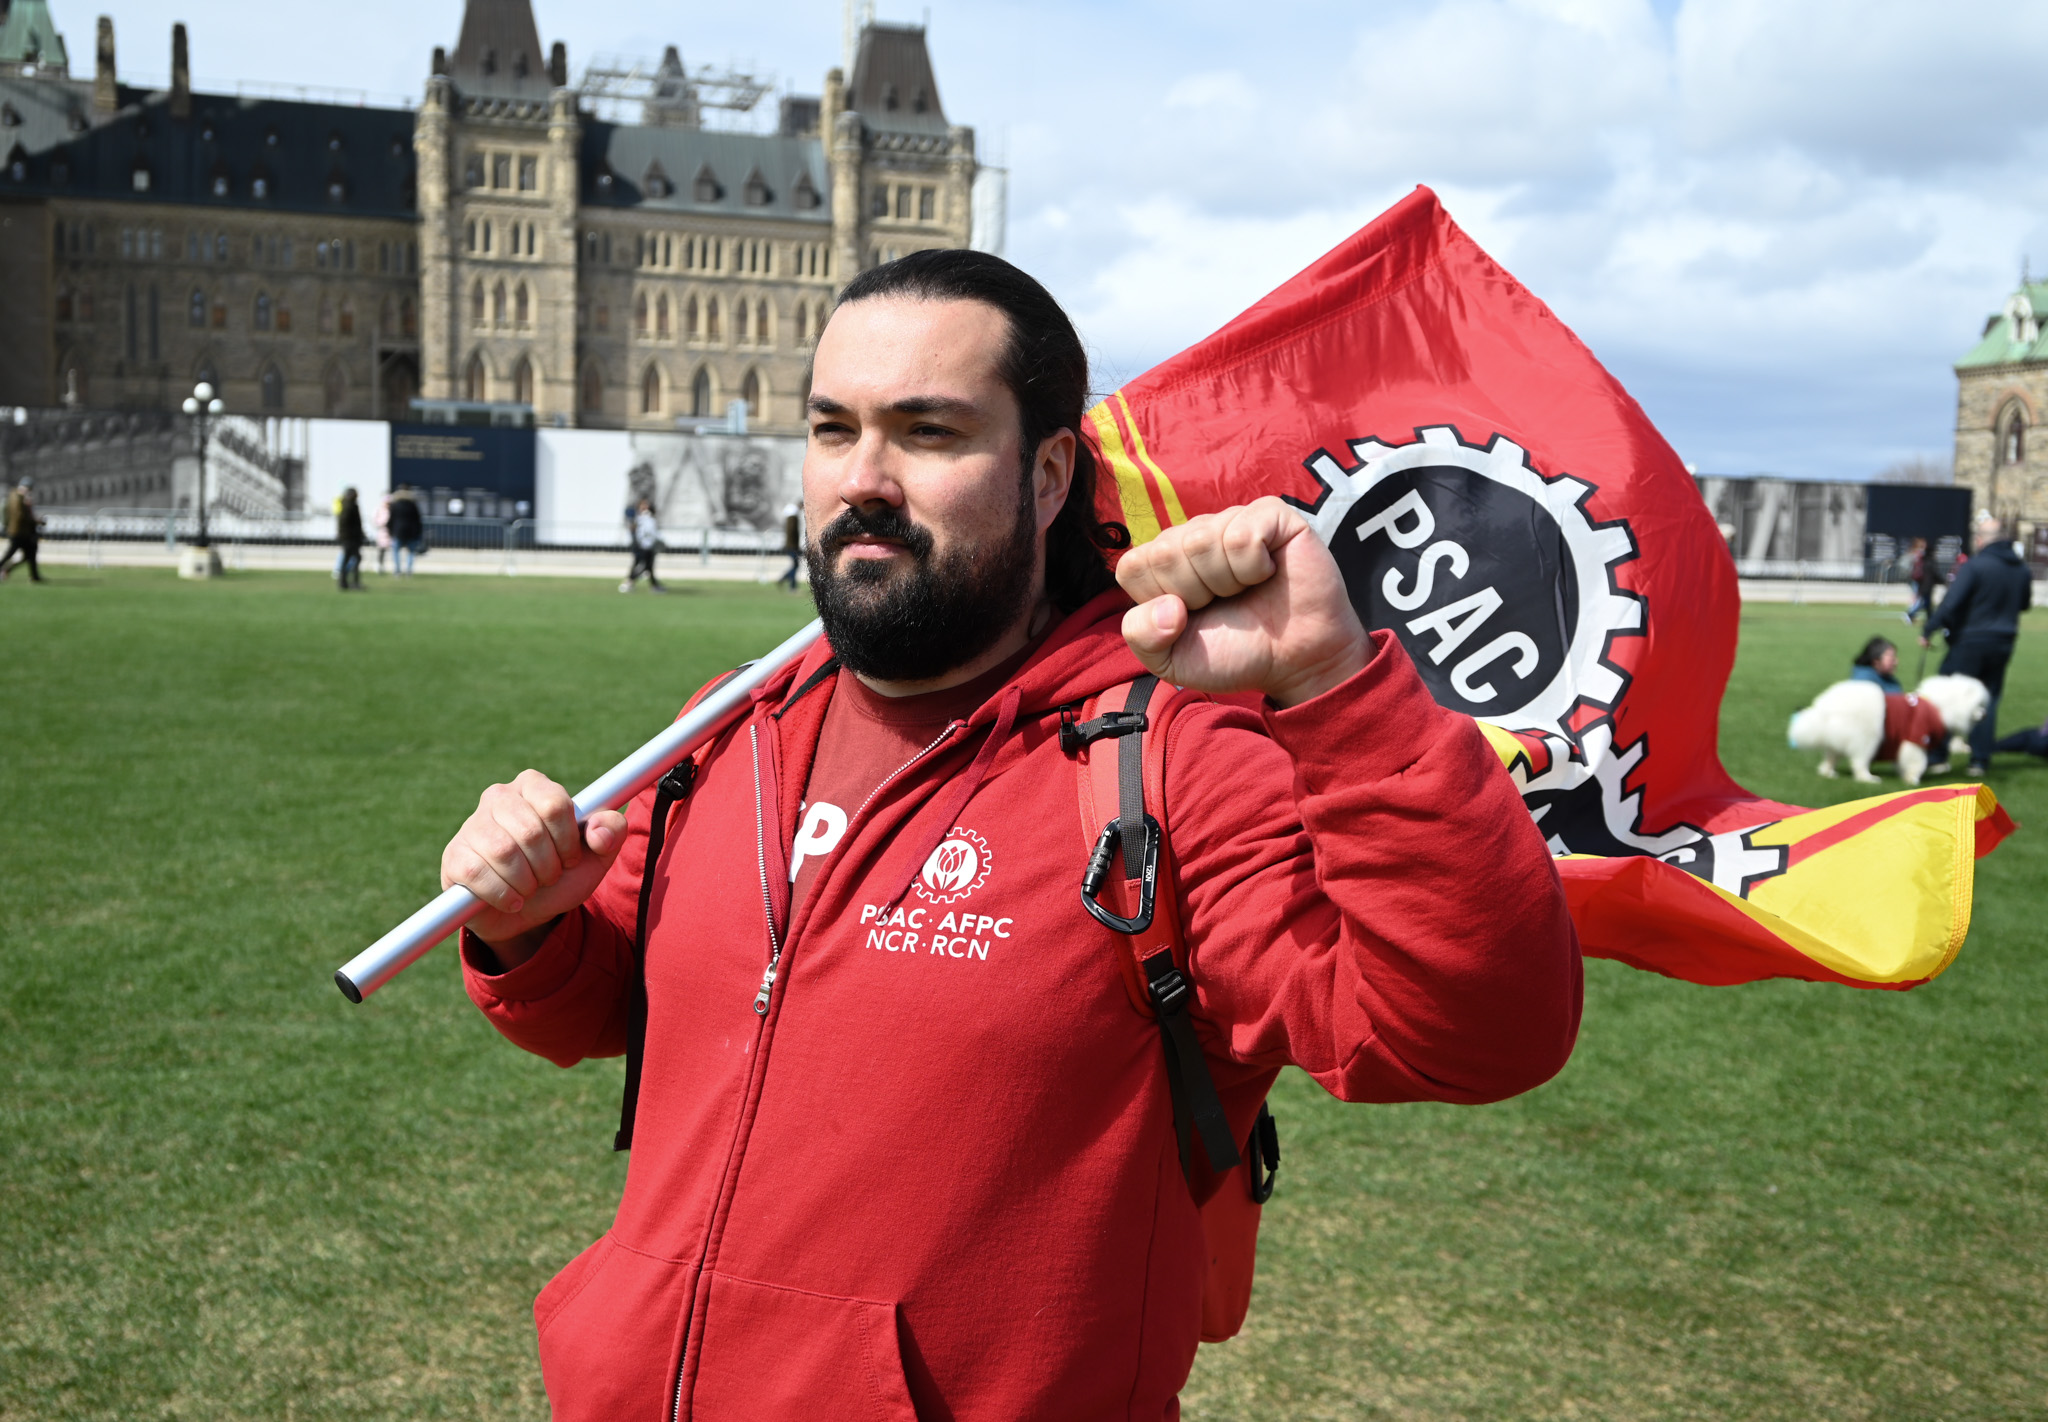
[1289,426,1641,734]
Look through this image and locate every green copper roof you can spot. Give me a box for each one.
[1957,281,2048,369]
[0,0,70,71]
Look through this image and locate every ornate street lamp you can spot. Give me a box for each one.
[178,381,225,578]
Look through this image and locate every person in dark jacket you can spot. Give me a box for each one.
[388,486,425,576]
[1850,636,1903,693]
[0,477,43,583]
[1922,516,2034,772]
[1995,711,2048,759]
[1905,536,1943,624]
[336,487,366,591]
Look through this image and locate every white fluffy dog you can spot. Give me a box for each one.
[1787,674,1990,785]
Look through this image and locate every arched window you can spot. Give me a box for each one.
[741,368,761,419]
[338,299,354,337]
[686,294,699,338]
[795,303,808,343]
[656,293,670,339]
[514,283,530,326]
[401,298,416,337]
[464,352,486,402]
[189,288,206,327]
[736,300,750,344]
[581,362,603,413]
[756,300,769,347]
[254,292,272,331]
[492,282,507,325]
[2000,403,2028,466]
[260,364,284,410]
[514,356,534,406]
[635,292,649,335]
[706,297,720,340]
[471,281,485,327]
[641,363,662,415]
[691,365,711,418]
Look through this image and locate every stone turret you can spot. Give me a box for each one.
[92,14,115,113]
[168,21,189,120]
[414,73,456,401]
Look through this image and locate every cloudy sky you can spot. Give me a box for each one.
[93,0,2048,478]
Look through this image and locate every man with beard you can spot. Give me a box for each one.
[440,250,1579,1420]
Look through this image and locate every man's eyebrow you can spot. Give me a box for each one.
[803,394,984,421]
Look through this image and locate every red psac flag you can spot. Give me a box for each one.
[1090,186,2014,989]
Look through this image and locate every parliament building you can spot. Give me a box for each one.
[0,0,983,435]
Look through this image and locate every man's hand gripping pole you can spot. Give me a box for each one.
[333,619,825,1003]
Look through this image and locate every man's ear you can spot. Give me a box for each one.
[1033,428,1077,533]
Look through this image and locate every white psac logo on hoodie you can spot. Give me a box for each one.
[915,827,992,904]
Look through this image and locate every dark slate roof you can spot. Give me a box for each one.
[0,75,417,218]
[848,23,946,135]
[449,0,550,101]
[580,120,828,222]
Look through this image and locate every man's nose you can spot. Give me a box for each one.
[836,428,904,510]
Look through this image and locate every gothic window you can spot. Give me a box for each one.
[515,283,530,326]
[212,296,227,330]
[735,300,749,344]
[519,156,537,191]
[401,298,416,337]
[691,365,711,418]
[464,352,486,401]
[254,292,272,330]
[741,368,761,418]
[896,186,912,220]
[794,303,807,343]
[275,301,291,333]
[635,293,649,335]
[686,294,699,338]
[581,362,603,413]
[189,289,206,327]
[467,220,477,253]
[870,186,888,218]
[260,364,284,410]
[483,221,493,254]
[641,363,662,415]
[756,300,769,346]
[527,223,537,257]
[2000,404,2028,465]
[492,282,507,326]
[471,281,485,326]
[492,154,511,189]
[706,297,720,340]
[918,186,935,221]
[693,164,721,203]
[656,293,670,339]
[514,357,534,406]
[338,299,354,337]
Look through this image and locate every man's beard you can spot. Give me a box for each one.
[806,474,1038,683]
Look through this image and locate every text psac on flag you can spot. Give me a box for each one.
[1087,185,2014,992]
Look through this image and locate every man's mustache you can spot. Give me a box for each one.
[816,505,936,561]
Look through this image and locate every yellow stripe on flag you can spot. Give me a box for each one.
[1088,402,1161,545]
[1114,392,1187,527]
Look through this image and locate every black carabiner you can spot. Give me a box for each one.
[1081,813,1160,934]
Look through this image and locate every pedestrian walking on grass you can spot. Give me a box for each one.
[777,500,802,590]
[388,486,424,576]
[0,477,44,583]
[619,498,665,593]
[1922,513,2033,773]
[373,494,393,575]
[1904,536,1942,625]
[336,487,366,591]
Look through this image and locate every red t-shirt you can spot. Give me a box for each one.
[1879,692,1947,762]
[790,644,1036,914]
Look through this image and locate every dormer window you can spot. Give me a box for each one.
[201,123,216,142]
[390,134,407,157]
[251,172,270,199]
[481,47,497,76]
[211,171,230,198]
[513,51,530,78]
[326,172,347,202]
[644,163,671,199]
[596,168,614,196]
[881,82,898,111]
[913,88,929,114]
[67,111,87,132]
[2,104,21,128]
[328,132,344,153]
[131,163,152,192]
[693,164,721,203]
[792,172,820,210]
[6,147,26,183]
[743,169,772,206]
[265,127,280,148]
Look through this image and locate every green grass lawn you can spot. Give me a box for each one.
[2,569,2044,1420]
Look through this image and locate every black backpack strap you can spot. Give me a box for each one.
[614,757,697,1151]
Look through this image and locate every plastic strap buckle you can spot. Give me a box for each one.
[1060,706,1150,754]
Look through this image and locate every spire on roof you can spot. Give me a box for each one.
[847,19,944,131]
[448,0,548,98]
[0,0,71,76]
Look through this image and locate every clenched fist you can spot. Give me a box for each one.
[441,768,629,969]
[1116,496,1369,708]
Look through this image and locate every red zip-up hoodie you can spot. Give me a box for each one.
[463,590,1581,1420]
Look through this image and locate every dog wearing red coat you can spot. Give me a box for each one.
[1787,674,1990,786]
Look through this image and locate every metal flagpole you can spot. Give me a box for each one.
[335,618,825,1003]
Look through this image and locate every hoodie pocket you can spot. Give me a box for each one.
[534,1233,695,1422]
[689,1271,918,1422]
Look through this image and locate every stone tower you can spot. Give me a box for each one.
[1953,280,2048,539]
[415,0,579,423]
